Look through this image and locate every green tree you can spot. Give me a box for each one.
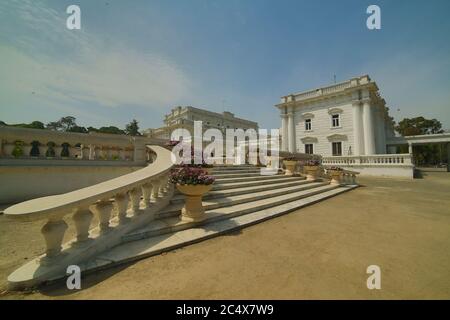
[395,117,445,165]
[125,119,141,136]
[46,116,78,132]
[395,117,444,136]
[27,121,45,129]
[68,125,88,133]
[97,126,125,135]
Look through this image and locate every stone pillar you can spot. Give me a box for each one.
[287,111,296,153]
[88,144,95,160]
[362,99,376,155]
[281,114,289,152]
[408,143,413,154]
[447,143,450,172]
[352,102,364,156]
[79,144,84,159]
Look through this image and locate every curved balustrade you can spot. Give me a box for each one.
[0,126,148,162]
[4,145,174,289]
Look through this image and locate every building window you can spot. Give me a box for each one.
[305,119,312,131]
[331,114,340,127]
[332,142,342,156]
[305,144,314,154]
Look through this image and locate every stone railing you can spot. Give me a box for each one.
[4,145,174,289]
[322,154,412,166]
[0,125,158,164]
[280,75,372,104]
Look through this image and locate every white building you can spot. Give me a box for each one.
[276,75,395,157]
[145,106,258,139]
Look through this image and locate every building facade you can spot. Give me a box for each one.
[276,75,396,157]
[145,106,259,139]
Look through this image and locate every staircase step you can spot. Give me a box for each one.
[211,168,262,174]
[212,172,263,179]
[171,179,313,203]
[124,182,335,242]
[212,164,254,169]
[86,186,356,274]
[215,173,296,184]
[162,181,327,217]
[212,175,304,190]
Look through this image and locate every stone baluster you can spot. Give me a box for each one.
[41,217,68,260]
[151,178,162,201]
[141,183,153,209]
[129,188,142,215]
[113,193,129,224]
[351,174,357,185]
[160,174,170,193]
[90,200,113,234]
[72,208,93,245]
[158,176,167,196]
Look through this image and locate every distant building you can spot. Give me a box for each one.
[144,106,259,140]
[276,75,396,157]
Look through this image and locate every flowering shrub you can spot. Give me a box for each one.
[283,156,298,161]
[303,159,321,166]
[328,166,343,171]
[165,140,180,147]
[169,165,215,185]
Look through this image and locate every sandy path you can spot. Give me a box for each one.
[1,171,450,299]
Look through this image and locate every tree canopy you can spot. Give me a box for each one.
[395,117,444,136]
[1,116,140,136]
[124,119,141,136]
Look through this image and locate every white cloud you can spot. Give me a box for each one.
[0,0,194,115]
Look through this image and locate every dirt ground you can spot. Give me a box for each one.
[1,170,450,299]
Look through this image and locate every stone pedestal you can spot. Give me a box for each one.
[283,160,297,176]
[176,184,213,222]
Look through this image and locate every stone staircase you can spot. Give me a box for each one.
[79,164,357,275]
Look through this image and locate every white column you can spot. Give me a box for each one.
[287,111,296,153]
[408,143,413,154]
[362,99,376,155]
[374,107,383,154]
[380,111,387,154]
[352,102,364,156]
[281,114,289,152]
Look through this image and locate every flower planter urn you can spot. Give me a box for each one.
[176,184,213,222]
[283,160,297,176]
[328,170,343,185]
[304,165,319,181]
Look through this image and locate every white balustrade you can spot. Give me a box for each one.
[4,145,175,289]
[0,125,164,164]
[322,154,412,166]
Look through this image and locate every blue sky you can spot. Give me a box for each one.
[1,0,449,130]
